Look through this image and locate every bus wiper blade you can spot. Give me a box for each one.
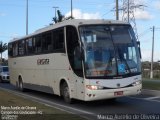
[123,58,131,74]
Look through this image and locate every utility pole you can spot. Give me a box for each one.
[71,0,73,19]
[150,26,155,79]
[116,0,119,20]
[53,7,59,19]
[26,0,28,35]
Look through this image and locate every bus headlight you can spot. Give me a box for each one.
[132,81,141,86]
[86,85,104,90]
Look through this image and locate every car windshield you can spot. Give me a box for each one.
[2,67,9,72]
[79,25,141,78]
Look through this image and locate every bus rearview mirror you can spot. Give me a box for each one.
[137,41,142,59]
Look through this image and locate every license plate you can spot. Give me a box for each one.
[114,91,123,96]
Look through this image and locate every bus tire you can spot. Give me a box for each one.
[18,77,25,92]
[62,82,73,104]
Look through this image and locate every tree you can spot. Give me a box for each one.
[53,10,64,23]
[57,10,64,22]
[52,10,74,24]
[0,41,7,60]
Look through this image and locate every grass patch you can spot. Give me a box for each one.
[142,81,160,90]
[0,89,85,120]
[142,78,160,81]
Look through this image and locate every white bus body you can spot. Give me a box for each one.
[8,19,142,103]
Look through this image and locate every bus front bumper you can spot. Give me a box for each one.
[84,84,142,101]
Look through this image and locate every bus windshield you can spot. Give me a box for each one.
[2,67,9,72]
[79,25,141,78]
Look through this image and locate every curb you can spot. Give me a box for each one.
[142,89,160,96]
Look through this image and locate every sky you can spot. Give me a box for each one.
[0,0,160,61]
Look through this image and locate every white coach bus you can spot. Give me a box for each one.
[8,19,142,103]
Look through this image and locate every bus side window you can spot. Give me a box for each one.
[13,42,18,57]
[26,38,33,55]
[32,37,36,53]
[53,28,65,52]
[8,43,13,57]
[46,33,52,52]
[42,32,52,53]
[18,40,25,56]
[66,26,83,77]
[35,36,42,54]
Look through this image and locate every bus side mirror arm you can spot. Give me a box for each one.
[137,41,142,59]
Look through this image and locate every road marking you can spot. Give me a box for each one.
[144,96,160,100]
[0,87,94,118]
[128,96,160,103]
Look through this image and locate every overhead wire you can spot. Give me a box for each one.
[138,28,151,38]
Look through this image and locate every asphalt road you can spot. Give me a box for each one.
[0,83,160,120]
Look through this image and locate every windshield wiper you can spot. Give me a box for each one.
[117,48,131,74]
[122,58,131,74]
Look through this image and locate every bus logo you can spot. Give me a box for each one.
[37,59,49,65]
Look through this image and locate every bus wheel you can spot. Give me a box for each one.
[19,77,25,92]
[62,82,73,104]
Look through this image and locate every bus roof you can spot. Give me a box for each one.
[9,19,129,42]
